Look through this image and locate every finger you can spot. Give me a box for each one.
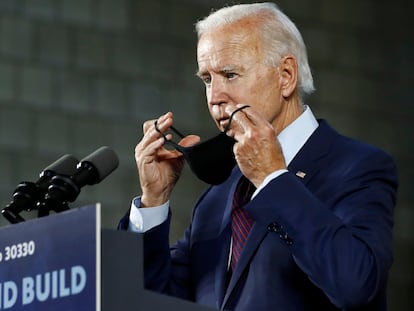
[135,135,165,162]
[179,135,201,147]
[137,133,182,162]
[139,123,163,151]
[143,119,156,134]
[143,112,173,134]
[157,135,200,160]
[225,105,252,136]
[141,113,173,149]
[236,104,268,128]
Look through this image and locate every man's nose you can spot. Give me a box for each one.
[207,79,228,106]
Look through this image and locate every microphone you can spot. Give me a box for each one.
[37,146,119,217]
[2,154,79,224]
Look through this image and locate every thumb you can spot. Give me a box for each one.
[179,135,201,147]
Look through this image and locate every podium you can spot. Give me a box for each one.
[0,205,216,310]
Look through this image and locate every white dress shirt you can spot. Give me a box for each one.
[129,106,319,233]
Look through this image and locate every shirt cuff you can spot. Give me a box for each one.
[251,169,288,199]
[128,196,169,233]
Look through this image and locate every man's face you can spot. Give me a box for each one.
[197,21,284,132]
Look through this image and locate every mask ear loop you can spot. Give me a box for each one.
[154,120,186,150]
[223,105,250,133]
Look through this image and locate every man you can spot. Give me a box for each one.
[119,3,398,310]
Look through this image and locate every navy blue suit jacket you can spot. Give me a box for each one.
[119,120,398,310]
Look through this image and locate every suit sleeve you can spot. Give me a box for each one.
[248,148,398,308]
[119,209,194,299]
[117,188,216,301]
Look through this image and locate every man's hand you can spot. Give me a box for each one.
[225,105,286,187]
[135,112,200,207]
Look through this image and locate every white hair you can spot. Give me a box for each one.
[195,2,315,98]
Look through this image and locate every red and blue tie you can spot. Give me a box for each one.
[230,176,256,271]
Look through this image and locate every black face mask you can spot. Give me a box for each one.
[155,105,249,185]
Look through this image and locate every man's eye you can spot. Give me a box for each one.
[202,76,211,84]
[226,72,238,80]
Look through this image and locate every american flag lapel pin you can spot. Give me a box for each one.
[295,171,306,179]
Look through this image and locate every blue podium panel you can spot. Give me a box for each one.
[0,205,100,311]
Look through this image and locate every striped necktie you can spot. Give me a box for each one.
[230,176,256,271]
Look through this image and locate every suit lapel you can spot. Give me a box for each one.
[287,120,336,185]
[213,225,230,307]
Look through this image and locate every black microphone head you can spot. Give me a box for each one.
[2,154,79,223]
[80,146,119,182]
[41,154,79,177]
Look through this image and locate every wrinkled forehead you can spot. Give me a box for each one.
[197,22,265,67]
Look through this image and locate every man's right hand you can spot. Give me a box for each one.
[135,112,200,208]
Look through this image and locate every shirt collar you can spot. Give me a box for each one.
[277,105,319,166]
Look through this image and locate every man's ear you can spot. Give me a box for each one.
[279,55,298,98]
